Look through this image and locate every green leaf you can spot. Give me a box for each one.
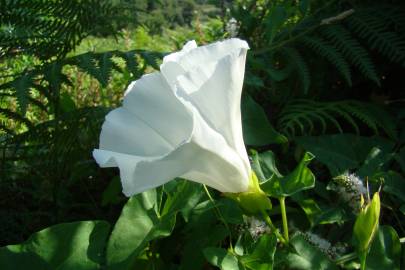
[313,206,350,225]
[251,150,283,183]
[204,248,240,270]
[101,176,123,206]
[299,0,310,15]
[106,189,175,270]
[0,221,110,270]
[286,234,338,270]
[242,95,287,146]
[180,200,229,270]
[394,147,405,174]
[262,152,315,197]
[378,171,405,203]
[218,199,244,224]
[162,180,204,222]
[107,182,203,270]
[59,92,76,113]
[240,234,277,270]
[366,226,401,270]
[357,147,393,179]
[400,205,405,215]
[295,134,394,176]
[292,197,322,226]
[265,5,287,42]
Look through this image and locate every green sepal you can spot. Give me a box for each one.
[353,192,381,269]
[225,172,272,215]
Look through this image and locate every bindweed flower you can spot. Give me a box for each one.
[93,39,254,197]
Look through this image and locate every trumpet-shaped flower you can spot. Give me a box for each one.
[93,39,252,197]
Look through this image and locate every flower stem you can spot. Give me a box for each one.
[261,210,287,245]
[334,252,357,265]
[360,253,367,270]
[279,196,289,243]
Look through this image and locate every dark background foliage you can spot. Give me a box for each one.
[0,0,405,269]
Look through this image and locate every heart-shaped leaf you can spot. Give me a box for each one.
[262,152,315,197]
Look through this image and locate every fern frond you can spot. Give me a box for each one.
[338,101,378,135]
[277,99,395,138]
[347,12,405,66]
[0,108,33,128]
[367,5,405,37]
[119,51,140,78]
[11,73,35,115]
[321,25,380,85]
[0,49,164,132]
[0,0,113,59]
[281,47,311,94]
[301,36,352,86]
[342,101,397,139]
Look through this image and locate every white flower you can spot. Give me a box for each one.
[333,172,367,211]
[226,18,239,38]
[246,216,271,240]
[93,39,251,196]
[299,231,343,259]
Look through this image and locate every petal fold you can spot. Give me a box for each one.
[94,39,251,196]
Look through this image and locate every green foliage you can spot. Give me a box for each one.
[366,226,402,270]
[106,187,188,269]
[239,2,405,95]
[0,221,110,270]
[0,49,162,124]
[278,99,397,138]
[285,234,338,270]
[261,152,315,198]
[241,94,287,146]
[1,1,405,270]
[320,25,380,85]
[301,35,352,86]
[347,8,405,67]
[295,134,395,176]
[353,192,381,269]
[204,234,277,270]
[0,0,113,59]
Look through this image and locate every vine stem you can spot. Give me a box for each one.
[279,197,289,243]
[203,185,234,251]
[261,210,287,245]
[333,252,357,265]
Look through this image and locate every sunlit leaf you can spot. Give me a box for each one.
[262,152,315,197]
[204,248,240,270]
[0,221,110,270]
[106,189,175,270]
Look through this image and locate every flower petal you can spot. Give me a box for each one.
[161,38,249,83]
[93,110,249,196]
[98,72,193,157]
[173,47,250,174]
